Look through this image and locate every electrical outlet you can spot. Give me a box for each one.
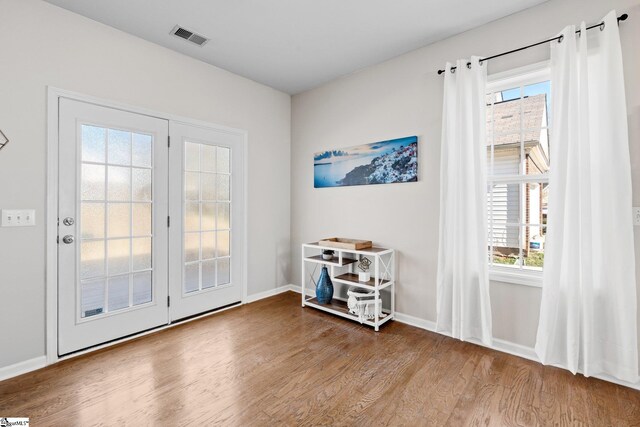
[1,209,36,227]
[634,207,640,226]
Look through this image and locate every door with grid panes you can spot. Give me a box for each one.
[168,123,244,321]
[58,98,169,355]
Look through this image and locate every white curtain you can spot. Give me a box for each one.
[437,56,492,345]
[536,10,638,383]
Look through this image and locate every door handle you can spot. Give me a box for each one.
[62,235,75,244]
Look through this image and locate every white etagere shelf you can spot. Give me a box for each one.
[301,242,395,331]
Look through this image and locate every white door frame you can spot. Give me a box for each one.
[46,86,248,365]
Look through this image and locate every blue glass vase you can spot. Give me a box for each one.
[316,266,334,304]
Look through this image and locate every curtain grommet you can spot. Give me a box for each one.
[600,22,605,31]
[466,62,472,69]
[451,67,456,74]
[558,34,564,43]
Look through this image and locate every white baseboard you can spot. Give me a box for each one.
[288,284,640,391]
[4,285,637,391]
[289,284,302,293]
[0,356,46,382]
[245,285,293,304]
[393,311,437,331]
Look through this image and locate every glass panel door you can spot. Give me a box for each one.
[58,98,169,356]
[169,123,244,321]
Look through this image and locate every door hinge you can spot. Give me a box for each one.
[167,296,171,307]
[167,216,171,227]
[168,135,170,148]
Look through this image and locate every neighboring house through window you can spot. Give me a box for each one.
[486,63,550,285]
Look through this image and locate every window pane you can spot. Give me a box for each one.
[202,260,216,289]
[108,129,132,166]
[132,237,151,271]
[217,230,230,257]
[202,203,216,230]
[185,172,200,201]
[185,142,200,171]
[523,225,545,270]
[108,203,131,238]
[184,232,199,262]
[132,203,151,236]
[182,142,232,294]
[81,203,105,239]
[486,75,551,273]
[217,146,230,174]
[82,164,105,201]
[185,203,200,232]
[202,145,216,172]
[81,240,105,279]
[108,275,130,312]
[132,133,152,168]
[108,166,131,201]
[493,96,521,135]
[217,258,230,285]
[108,238,130,275]
[82,125,106,163]
[525,128,550,175]
[524,80,551,124]
[490,225,520,267]
[498,87,521,102]
[488,183,520,225]
[133,271,152,305]
[201,174,216,201]
[217,175,230,201]
[217,203,230,230]
[132,168,152,201]
[201,232,215,260]
[524,182,547,226]
[184,263,199,293]
[81,279,105,318]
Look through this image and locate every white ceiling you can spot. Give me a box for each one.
[44,0,547,94]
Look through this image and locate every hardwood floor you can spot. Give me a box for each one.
[1,291,639,426]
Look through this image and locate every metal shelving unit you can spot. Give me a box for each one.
[301,242,395,331]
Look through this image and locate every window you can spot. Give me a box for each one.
[486,64,551,285]
[183,142,232,294]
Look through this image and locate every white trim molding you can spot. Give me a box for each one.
[0,356,47,382]
[244,285,293,304]
[289,284,640,391]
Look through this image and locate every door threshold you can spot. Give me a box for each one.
[56,302,242,362]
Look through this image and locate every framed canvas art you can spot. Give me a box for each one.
[314,136,417,188]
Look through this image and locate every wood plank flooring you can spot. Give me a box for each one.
[1,291,639,426]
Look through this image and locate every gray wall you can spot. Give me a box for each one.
[0,0,291,369]
[291,0,640,351]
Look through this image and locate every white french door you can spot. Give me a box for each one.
[57,97,245,356]
[168,123,244,321]
[58,98,169,355]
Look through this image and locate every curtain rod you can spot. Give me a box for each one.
[437,13,629,75]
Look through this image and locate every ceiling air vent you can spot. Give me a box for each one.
[171,25,209,46]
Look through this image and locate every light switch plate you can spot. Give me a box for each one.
[1,209,36,227]
[634,207,640,226]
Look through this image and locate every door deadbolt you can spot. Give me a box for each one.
[63,217,75,226]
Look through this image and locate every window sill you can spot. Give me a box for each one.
[489,268,543,288]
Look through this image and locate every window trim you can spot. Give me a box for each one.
[486,61,550,287]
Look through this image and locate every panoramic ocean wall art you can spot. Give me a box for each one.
[313,136,418,188]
